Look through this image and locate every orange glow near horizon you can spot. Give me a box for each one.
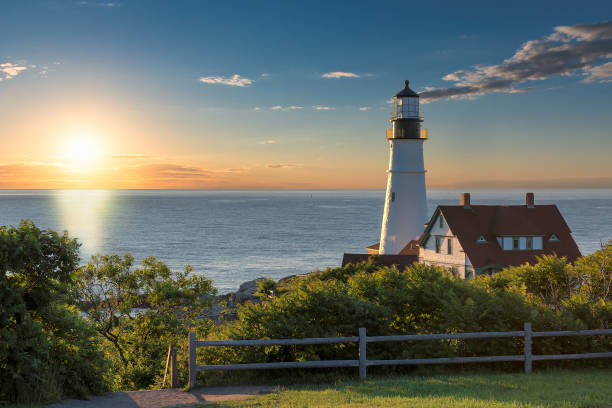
[0,90,611,190]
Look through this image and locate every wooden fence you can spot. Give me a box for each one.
[187,322,612,389]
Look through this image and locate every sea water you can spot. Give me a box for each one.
[0,189,610,292]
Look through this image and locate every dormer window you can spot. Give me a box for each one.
[549,234,560,242]
[499,236,543,250]
[476,235,487,243]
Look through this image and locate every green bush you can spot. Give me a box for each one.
[75,254,217,390]
[0,220,109,403]
[201,249,612,381]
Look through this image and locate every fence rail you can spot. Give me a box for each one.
[187,323,612,389]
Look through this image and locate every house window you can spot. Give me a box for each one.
[526,237,533,249]
[439,216,444,228]
[513,237,520,250]
[549,234,559,242]
[447,238,452,255]
[533,237,543,249]
[477,235,487,243]
[435,236,441,253]
[391,192,395,202]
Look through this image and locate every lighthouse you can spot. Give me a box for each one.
[378,80,428,254]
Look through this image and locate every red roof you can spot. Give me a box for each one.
[367,240,420,255]
[422,204,581,268]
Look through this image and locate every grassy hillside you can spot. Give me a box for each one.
[206,369,612,408]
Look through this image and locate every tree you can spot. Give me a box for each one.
[75,254,217,390]
[574,242,612,302]
[0,220,108,403]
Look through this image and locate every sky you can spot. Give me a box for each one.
[1,0,611,189]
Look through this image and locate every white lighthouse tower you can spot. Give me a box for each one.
[378,80,428,254]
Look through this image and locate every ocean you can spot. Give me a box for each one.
[0,189,610,293]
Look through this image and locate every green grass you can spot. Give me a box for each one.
[205,369,612,408]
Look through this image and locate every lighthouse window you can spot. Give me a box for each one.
[391,192,395,202]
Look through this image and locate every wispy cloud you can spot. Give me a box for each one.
[77,1,121,7]
[0,62,28,81]
[321,71,360,79]
[421,21,612,103]
[110,154,153,160]
[258,140,276,145]
[267,163,300,169]
[584,61,612,83]
[199,74,253,87]
[359,106,371,111]
[270,105,303,111]
[312,105,335,110]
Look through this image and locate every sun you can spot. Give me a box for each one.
[66,135,102,164]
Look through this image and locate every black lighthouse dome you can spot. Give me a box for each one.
[395,80,419,98]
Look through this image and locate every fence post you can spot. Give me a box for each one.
[189,332,197,389]
[524,322,532,374]
[359,327,367,380]
[162,344,171,388]
[170,344,178,388]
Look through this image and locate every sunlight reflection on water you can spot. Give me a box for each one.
[53,190,112,254]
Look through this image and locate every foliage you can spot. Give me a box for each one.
[201,261,537,377]
[0,220,108,403]
[75,254,217,390]
[254,278,279,300]
[201,248,612,383]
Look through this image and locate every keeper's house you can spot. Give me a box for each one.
[419,192,582,278]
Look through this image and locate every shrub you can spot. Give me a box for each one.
[75,254,217,390]
[0,220,109,403]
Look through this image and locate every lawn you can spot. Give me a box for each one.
[205,369,612,408]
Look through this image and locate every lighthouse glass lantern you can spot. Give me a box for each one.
[392,80,420,120]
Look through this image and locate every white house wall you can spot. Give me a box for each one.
[418,212,471,278]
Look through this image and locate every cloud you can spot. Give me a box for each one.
[199,74,253,87]
[321,71,360,79]
[421,21,612,103]
[109,154,152,159]
[77,1,121,7]
[270,105,303,111]
[266,164,300,169]
[359,106,371,111]
[584,61,612,82]
[312,105,335,110]
[0,62,28,81]
[258,140,276,145]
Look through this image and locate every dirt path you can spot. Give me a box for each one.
[48,386,274,408]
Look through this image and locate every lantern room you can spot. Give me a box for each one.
[391,80,421,120]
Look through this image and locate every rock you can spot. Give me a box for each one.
[233,277,265,303]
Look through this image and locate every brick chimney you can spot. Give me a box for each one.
[526,192,535,208]
[460,192,471,208]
